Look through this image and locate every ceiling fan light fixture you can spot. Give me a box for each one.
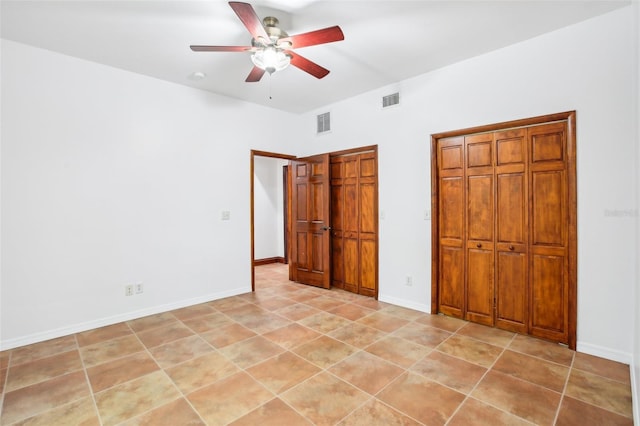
[251,46,291,74]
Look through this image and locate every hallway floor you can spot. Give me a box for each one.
[0,263,633,425]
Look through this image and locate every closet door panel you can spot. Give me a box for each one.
[344,237,359,293]
[330,151,378,297]
[531,171,565,246]
[465,133,494,325]
[465,173,494,326]
[530,253,567,339]
[358,152,377,296]
[466,247,494,325]
[497,173,526,244]
[495,129,528,333]
[330,184,344,289]
[360,183,376,234]
[440,245,464,317]
[528,122,569,344]
[438,137,465,317]
[496,251,527,332]
[441,177,464,240]
[360,238,377,295]
[467,175,494,242]
[331,236,344,289]
[495,171,528,333]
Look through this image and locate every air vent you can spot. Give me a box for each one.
[317,112,331,134]
[382,92,400,108]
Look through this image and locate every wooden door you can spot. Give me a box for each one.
[494,128,528,334]
[437,137,465,318]
[432,111,577,349]
[465,133,495,326]
[330,150,378,297]
[290,154,331,289]
[528,122,570,344]
[357,152,378,297]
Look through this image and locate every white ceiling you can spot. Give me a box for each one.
[1,0,630,114]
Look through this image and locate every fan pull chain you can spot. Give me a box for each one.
[268,74,272,100]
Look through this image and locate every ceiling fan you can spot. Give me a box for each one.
[190,1,344,82]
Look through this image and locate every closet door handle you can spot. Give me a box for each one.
[509,245,515,251]
[476,243,482,248]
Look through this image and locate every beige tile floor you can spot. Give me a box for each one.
[0,263,634,425]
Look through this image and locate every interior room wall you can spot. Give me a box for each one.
[297,6,637,365]
[0,39,302,349]
[253,156,287,260]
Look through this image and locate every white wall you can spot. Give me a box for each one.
[298,7,638,364]
[254,156,287,260]
[0,40,302,348]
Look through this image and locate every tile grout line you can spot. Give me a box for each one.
[552,350,576,425]
[74,333,105,426]
[0,351,12,421]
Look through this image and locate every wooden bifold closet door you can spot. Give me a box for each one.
[330,150,378,297]
[431,111,577,349]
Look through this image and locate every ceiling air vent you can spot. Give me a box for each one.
[317,112,331,134]
[382,92,400,108]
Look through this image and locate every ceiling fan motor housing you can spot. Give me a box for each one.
[249,16,289,47]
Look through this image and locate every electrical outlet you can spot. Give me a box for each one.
[135,282,144,294]
[125,285,134,296]
[405,275,413,286]
[221,210,231,220]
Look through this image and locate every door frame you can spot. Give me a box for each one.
[430,111,577,349]
[250,150,297,292]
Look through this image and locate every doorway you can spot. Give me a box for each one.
[250,150,296,291]
[250,146,379,297]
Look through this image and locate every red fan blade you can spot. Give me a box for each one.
[289,52,330,79]
[190,45,253,52]
[279,26,344,49]
[246,66,266,82]
[229,2,270,42]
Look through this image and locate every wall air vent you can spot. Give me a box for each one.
[317,111,331,134]
[382,92,400,108]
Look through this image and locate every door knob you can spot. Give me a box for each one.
[322,226,332,231]
[476,243,482,248]
[509,245,515,251]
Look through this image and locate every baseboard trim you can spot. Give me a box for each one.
[378,294,430,314]
[576,341,633,365]
[0,287,248,351]
[253,257,285,266]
